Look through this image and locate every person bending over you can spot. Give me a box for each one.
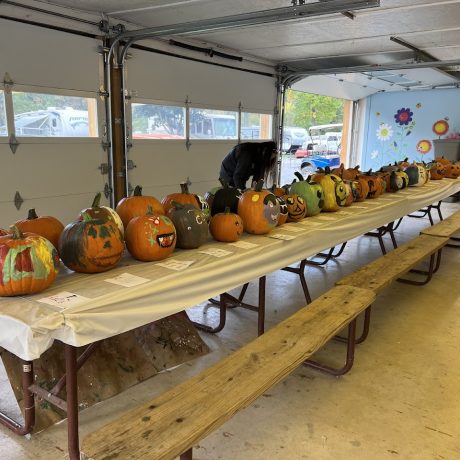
[219,141,278,189]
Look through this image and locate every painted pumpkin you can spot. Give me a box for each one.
[282,194,307,221]
[168,203,209,249]
[435,156,451,166]
[0,229,9,236]
[197,195,211,222]
[270,185,289,197]
[343,183,354,206]
[384,171,404,192]
[444,163,460,179]
[276,195,289,226]
[211,179,242,216]
[429,162,446,180]
[125,209,176,261]
[209,207,243,242]
[380,162,400,173]
[360,171,384,199]
[289,172,324,216]
[79,192,124,236]
[311,168,348,212]
[404,164,424,186]
[0,226,59,296]
[116,185,165,228]
[416,163,430,184]
[394,170,410,188]
[162,182,201,214]
[14,208,64,249]
[237,180,280,234]
[331,164,361,181]
[59,213,124,273]
[351,177,370,202]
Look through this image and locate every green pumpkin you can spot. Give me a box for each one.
[289,172,324,216]
[167,203,209,249]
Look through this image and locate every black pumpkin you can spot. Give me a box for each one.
[167,202,209,249]
[211,179,242,216]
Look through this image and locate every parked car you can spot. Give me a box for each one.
[282,126,308,153]
[295,141,317,158]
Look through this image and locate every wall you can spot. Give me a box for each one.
[360,88,460,171]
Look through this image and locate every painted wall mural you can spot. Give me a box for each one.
[361,89,460,171]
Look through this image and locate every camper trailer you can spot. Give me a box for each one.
[1,2,460,460]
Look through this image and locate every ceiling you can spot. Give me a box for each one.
[4,0,460,99]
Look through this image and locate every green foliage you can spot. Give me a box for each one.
[12,93,87,114]
[284,90,344,128]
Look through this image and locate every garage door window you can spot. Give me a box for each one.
[241,112,273,140]
[190,108,238,140]
[12,92,98,137]
[132,103,185,139]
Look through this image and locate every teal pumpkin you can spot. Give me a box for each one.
[289,172,324,216]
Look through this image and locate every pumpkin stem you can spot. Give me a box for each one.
[9,225,23,240]
[27,208,39,220]
[224,206,231,214]
[180,182,190,194]
[133,185,143,196]
[92,192,102,208]
[254,179,264,192]
[324,166,331,175]
[294,171,304,182]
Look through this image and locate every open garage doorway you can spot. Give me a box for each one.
[279,90,351,187]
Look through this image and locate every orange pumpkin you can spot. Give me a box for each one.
[444,163,460,179]
[79,192,124,235]
[276,196,289,226]
[0,229,9,236]
[125,208,176,261]
[0,226,59,296]
[282,194,307,221]
[161,182,201,214]
[59,213,124,273]
[209,207,243,242]
[270,185,288,198]
[429,162,446,180]
[435,156,452,166]
[237,180,280,234]
[116,185,165,228]
[14,208,64,249]
[360,171,384,199]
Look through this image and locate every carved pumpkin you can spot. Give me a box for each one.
[168,203,209,249]
[162,183,201,214]
[282,194,307,221]
[209,207,243,242]
[237,180,280,235]
[311,167,348,212]
[59,213,124,273]
[210,179,242,216]
[289,172,324,216]
[116,185,165,228]
[79,193,124,236]
[14,208,64,249]
[125,208,176,261]
[0,226,59,296]
[429,162,446,180]
[444,163,460,179]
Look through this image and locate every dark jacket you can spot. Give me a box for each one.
[219,141,277,189]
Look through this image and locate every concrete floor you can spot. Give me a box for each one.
[1,202,460,460]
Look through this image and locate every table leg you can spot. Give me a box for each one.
[65,344,80,460]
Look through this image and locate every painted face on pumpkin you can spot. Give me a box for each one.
[263,194,280,225]
[331,176,348,206]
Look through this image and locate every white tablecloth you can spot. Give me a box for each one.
[1,179,459,361]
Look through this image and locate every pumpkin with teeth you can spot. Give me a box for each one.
[125,207,176,261]
[282,194,307,221]
[237,180,280,234]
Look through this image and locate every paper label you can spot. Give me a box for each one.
[268,233,296,240]
[229,241,259,249]
[199,248,233,257]
[38,291,90,309]
[156,259,195,271]
[105,273,150,287]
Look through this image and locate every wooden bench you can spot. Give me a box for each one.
[335,234,449,344]
[81,285,375,460]
[421,209,460,248]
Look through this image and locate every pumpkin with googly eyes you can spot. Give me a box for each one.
[237,180,280,234]
[282,194,307,222]
[125,207,176,261]
[167,202,209,249]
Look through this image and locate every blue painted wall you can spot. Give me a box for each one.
[361,88,460,171]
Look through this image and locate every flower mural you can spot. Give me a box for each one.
[370,150,379,159]
[376,123,393,141]
[416,139,432,155]
[394,108,413,126]
[432,119,449,137]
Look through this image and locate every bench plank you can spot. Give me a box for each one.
[81,285,375,460]
[421,210,460,238]
[336,234,448,293]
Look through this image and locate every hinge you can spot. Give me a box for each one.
[98,87,109,98]
[9,134,19,154]
[14,191,24,210]
[98,163,109,175]
[3,72,14,93]
[101,141,111,151]
[103,183,112,199]
[127,159,136,170]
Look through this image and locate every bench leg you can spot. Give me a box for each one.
[0,360,35,435]
[397,250,442,285]
[334,306,371,345]
[180,448,193,460]
[303,318,357,376]
[447,236,460,249]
